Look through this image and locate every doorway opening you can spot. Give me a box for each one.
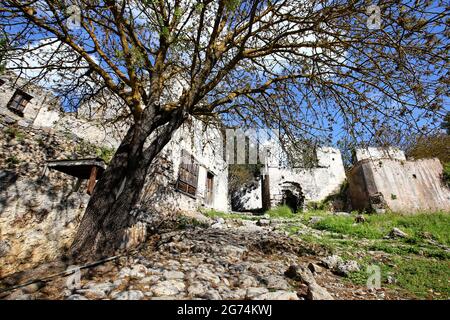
[280,182,304,213]
[205,172,214,206]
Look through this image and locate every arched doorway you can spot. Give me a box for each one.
[280,182,304,213]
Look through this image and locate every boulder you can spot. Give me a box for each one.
[21,282,45,294]
[307,263,323,274]
[309,216,323,224]
[162,270,185,280]
[307,283,334,300]
[284,265,333,300]
[320,255,343,269]
[200,289,222,300]
[264,275,291,290]
[238,275,259,288]
[256,219,271,226]
[245,287,269,299]
[389,228,408,238]
[187,282,207,296]
[216,218,225,224]
[119,264,147,279]
[111,290,144,300]
[76,288,107,299]
[284,265,315,285]
[335,260,360,277]
[254,290,299,300]
[386,276,397,284]
[333,212,351,217]
[151,280,185,297]
[83,282,117,295]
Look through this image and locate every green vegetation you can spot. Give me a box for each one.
[6,156,20,166]
[265,205,297,219]
[407,133,450,164]
[281,210,450,299]
[0,37,6,73]
[441,111,450,135]
[95,146,115,164]
[202,209,256,221]
[4,127,25,141]
[204,205,299,220]
[443,162,450,188]
[311,212,450,246]
[176,215,209,229]
[305,200,330,211]
[347,255,450,299]
[75,140,115,164]
[202,205,449,298]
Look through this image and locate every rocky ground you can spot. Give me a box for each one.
[0,216,409,300]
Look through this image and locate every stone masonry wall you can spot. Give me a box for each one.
[347,158,450,213]
[140,119,229,214]
[0,122,103,277]
[266,147,347,209]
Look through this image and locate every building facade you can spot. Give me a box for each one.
[347,148,450,213]
[0,72,229,213]
[233,139,347,212]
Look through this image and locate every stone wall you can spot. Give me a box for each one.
[0,72,124,148]
[140,118,229,214]
[347,157,450,213]
[1,73,229,214]
[235,145,347,212]
[0,74,229,277]
[266,147,346,209]
[0,124,97,277]
[355,147,406,162]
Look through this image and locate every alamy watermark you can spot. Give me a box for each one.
[366,264,381,290]
[65,1,81,30]
[367,5,381,30]
[65,265,82,290]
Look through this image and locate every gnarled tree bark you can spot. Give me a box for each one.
[69,108,188,262]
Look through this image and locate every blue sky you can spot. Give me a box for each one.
[2,1,449,150]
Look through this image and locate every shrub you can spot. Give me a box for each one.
[443,162,450,187]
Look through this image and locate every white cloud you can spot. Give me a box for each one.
[7,38,98,89]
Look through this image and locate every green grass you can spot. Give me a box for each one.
[4,127,25,141]
[311,212,450,246]
[6,156,20,165]
[265,205,297,219]
[392,257,450,299]
[347,256,450,299]
[279,210,450,299]
[201,209,256,220]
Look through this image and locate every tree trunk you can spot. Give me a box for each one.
[69,111,187,262]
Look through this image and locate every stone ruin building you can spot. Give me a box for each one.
[0,73,228,276]
[347,147,450,213]
[1,71,449,277]
[233,138,347,212]
[233,142,450,214]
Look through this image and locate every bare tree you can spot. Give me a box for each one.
[0,0,448,261]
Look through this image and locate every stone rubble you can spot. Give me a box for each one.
[1,216,403,301]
